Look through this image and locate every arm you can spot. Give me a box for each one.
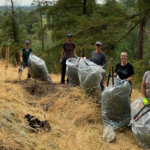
[61,49,64,59]
[73,48,76,56]
[20,50,23,63]
[126,75,134,82]
[102,55,107,68]
[90,51,93,61]
[113,64,118,77]
[113,73,117,77]
[141,80,146,97]
[90,56,92,61]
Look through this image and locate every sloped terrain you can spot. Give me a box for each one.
[0,61,143,150]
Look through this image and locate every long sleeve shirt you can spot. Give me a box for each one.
[90,50,107,68]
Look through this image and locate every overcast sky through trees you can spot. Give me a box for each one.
[0,0,34,6]
[0,0,104,6]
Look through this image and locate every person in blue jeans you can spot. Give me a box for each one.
[60,34,77,84]
[18,40,32,79]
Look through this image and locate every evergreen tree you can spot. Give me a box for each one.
[1,0,28,63]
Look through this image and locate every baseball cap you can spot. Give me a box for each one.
[24,40,30,44]
[67,34,72,37]
[95,41,102,46]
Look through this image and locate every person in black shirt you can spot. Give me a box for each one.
[59,34,77,84]
[108,52,134,96]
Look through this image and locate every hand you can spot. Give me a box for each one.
[121,79,126,83]
[98,65,103,68]
[107,73,112,77]
[75,55,78,59]
[60,59,63,64]
[143,97,149,106]
[21,62,23,67]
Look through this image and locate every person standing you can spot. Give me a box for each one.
[60,34,77,84]
[108,52,134,96]
[18,40,32,79]
[90,41,107,91]
[141,61,150,105]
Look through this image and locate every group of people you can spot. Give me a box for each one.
[19,34,150,106]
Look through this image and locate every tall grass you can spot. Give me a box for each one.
[0,42,3,60]
[5,40,10,80]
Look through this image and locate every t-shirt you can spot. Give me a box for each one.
[115,62,134,84]
[90,50,107,67]
[63,41,75,59]
[143,71,150,98]
[22,48,32,63]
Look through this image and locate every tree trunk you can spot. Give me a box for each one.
[83,0,87,15]
[40,12,44,50]
[138,20,146,60]
[11,0,18,64]
[15,52,18,65]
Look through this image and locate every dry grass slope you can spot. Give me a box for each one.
[0,61,143,150]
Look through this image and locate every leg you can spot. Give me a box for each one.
[18,62,26,80]
[18,68,22,80]
[63,60,69,84]
[61,59,66,83]
[67,78,69,84]
[100,73,105,91]
[24,63,31,79]
[28,73,31,78]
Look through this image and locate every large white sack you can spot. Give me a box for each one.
[66,58,80,86]
[101,77,131,131]
[131,97,150,149]
[78,59,105,94]
[27,54,53,82]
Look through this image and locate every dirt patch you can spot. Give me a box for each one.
[7,79,58,99]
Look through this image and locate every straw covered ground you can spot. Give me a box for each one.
[0,61,143,150]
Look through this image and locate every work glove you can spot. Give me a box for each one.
[75,55,78,59]
[121,79,126,83]
[60,59,63,64]
[107,73,112,77]
[143,97,149,106]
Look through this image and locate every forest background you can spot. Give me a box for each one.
[0,0,150,88]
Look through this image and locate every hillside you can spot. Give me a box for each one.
[0,6,36,12]
[0,61,143,150]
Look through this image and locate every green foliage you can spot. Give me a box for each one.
[0,0,150,87]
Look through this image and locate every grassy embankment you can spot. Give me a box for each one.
[0,60,143,150]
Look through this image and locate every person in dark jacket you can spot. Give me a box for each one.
[18,40,32,79]
[59,34,77,84]
[90,41,107,91]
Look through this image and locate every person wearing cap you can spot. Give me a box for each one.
[60,34,77,84]
[141,61,150,105]
[18,40,32,79]
[90,41,107,91]
[108,52,134,96]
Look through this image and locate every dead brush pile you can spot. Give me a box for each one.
[0,61,143,150]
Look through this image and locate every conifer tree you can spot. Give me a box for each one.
[1,0,28,63]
